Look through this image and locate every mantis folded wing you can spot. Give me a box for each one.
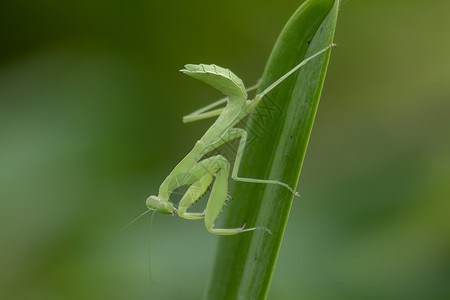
[146,44,335,235]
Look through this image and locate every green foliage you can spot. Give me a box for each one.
[207,1,339,299]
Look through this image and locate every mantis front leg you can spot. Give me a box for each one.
[176,155,261,235]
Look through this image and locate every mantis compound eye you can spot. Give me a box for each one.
[145,195,159,210]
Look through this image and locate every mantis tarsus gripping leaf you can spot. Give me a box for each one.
[146,44,335,235]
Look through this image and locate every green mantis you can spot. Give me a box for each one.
[146,44,335,235]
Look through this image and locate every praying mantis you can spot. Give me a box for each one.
[146,43,335,235]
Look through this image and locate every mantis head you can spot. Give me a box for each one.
[146,195,177,215]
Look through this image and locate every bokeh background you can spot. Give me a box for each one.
[1,0,449,299]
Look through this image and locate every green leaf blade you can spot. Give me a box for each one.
[206,1,339,299]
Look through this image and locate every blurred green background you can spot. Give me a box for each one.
[1,0,449,299]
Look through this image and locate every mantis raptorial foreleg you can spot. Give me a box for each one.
[176,157,220,219]
[146,44,336,235]
[174,154,261,234]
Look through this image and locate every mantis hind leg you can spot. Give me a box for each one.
[182,81,261,123]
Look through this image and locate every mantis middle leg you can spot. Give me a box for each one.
[206,128,300,196]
